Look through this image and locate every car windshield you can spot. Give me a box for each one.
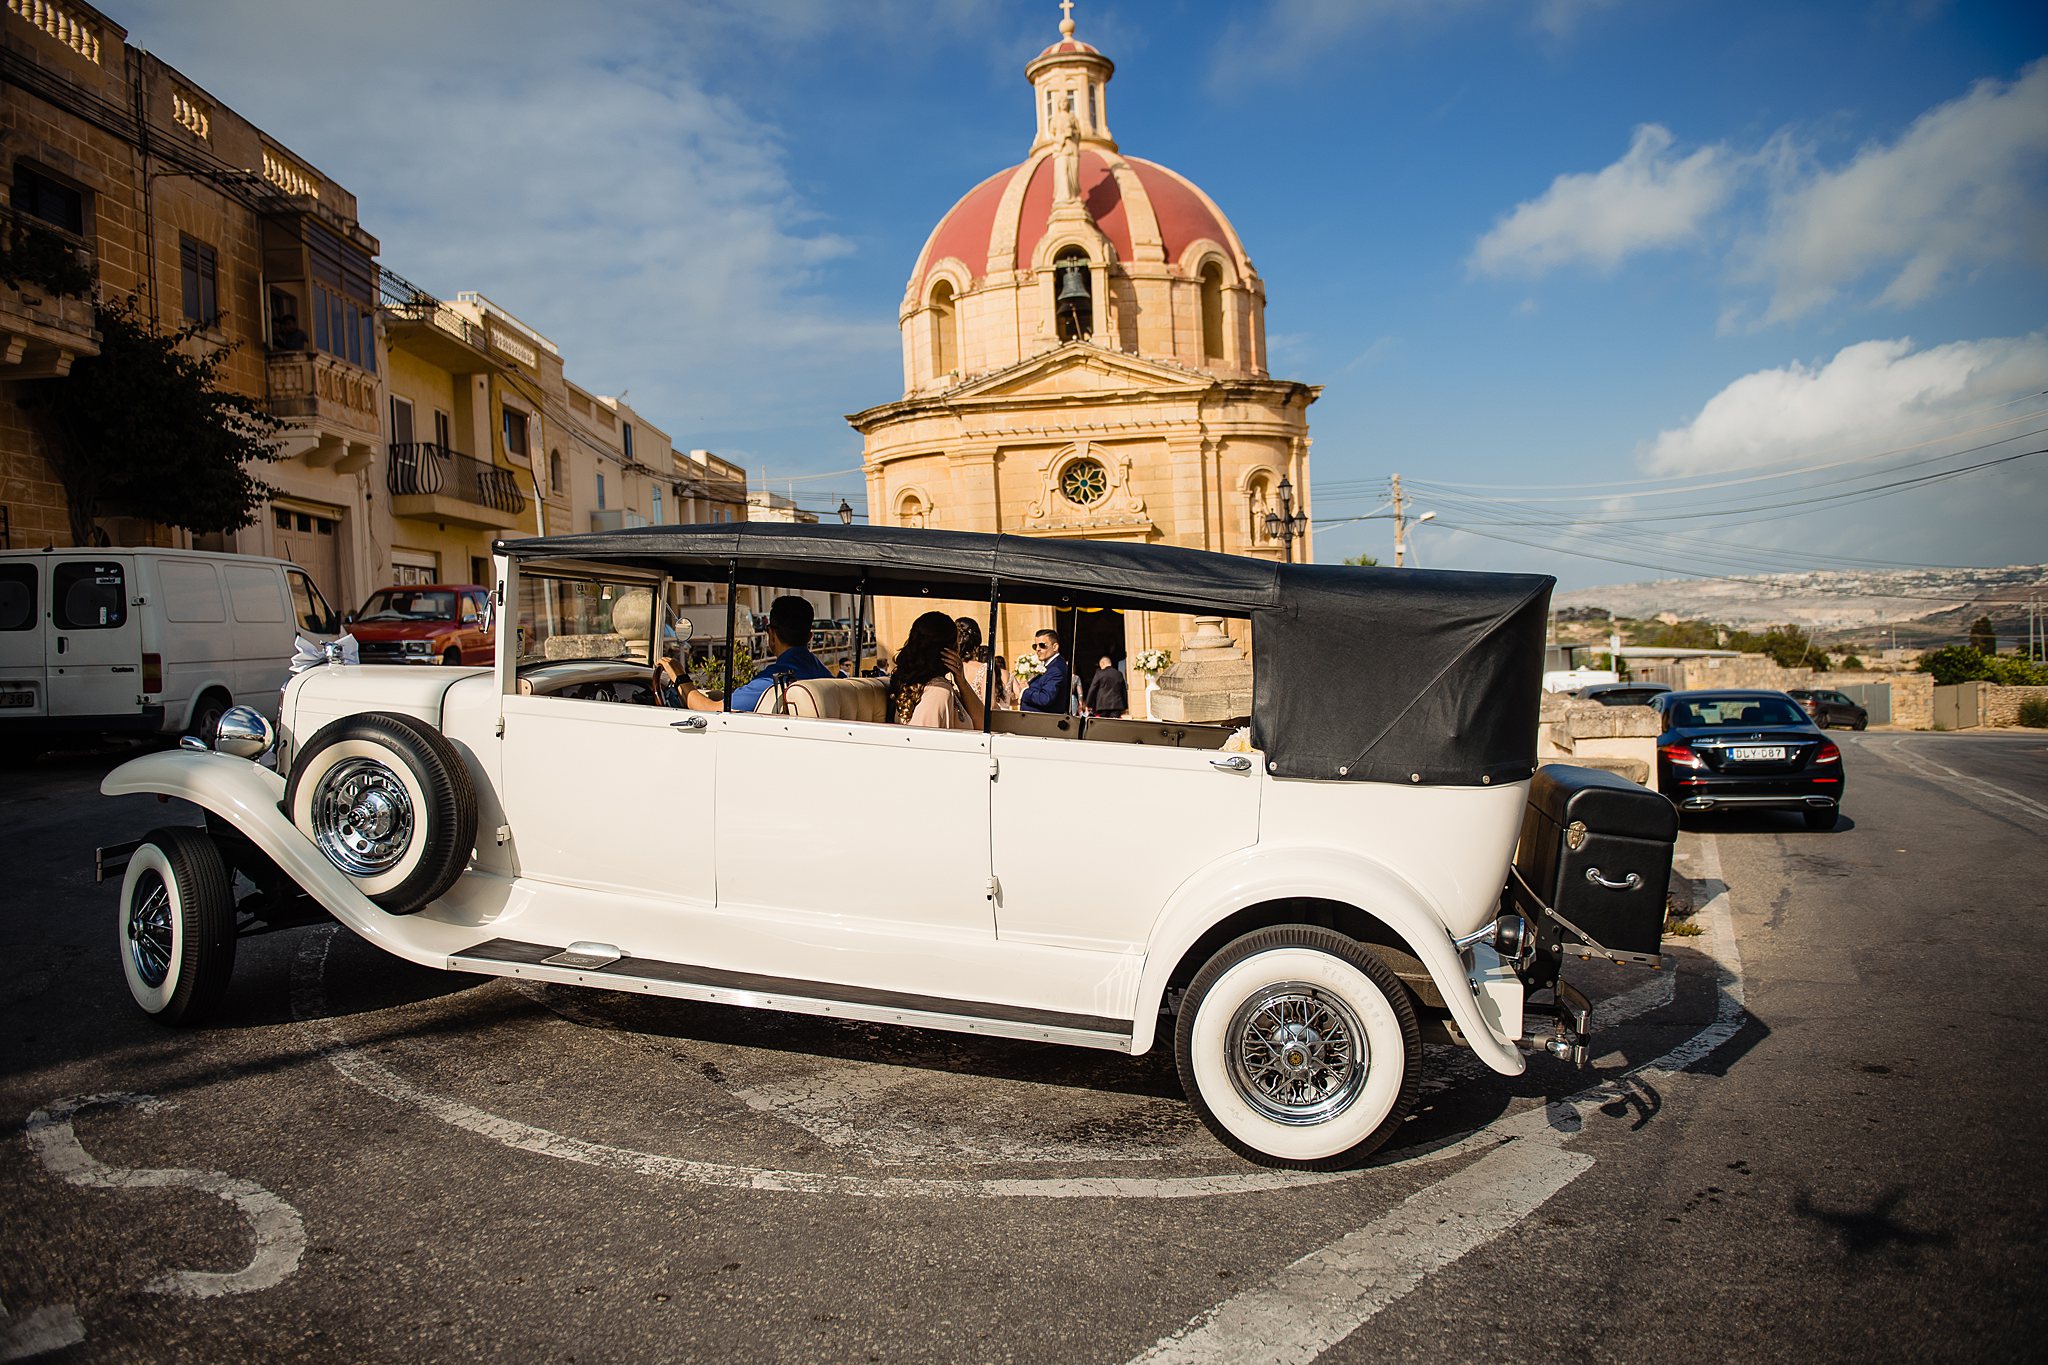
[516,574,660,665]
[1671,696,1807,728]
[358,589,456,621]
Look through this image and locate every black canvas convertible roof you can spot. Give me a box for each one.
[496,524,1553,787]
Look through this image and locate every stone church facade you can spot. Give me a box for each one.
[848,9,1317,682]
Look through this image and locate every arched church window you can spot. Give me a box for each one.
[1060,457,1108,506]
[1087,84,1098,131]
[929,279,958,378]
[1053,248,1092,341]
[1200,261,1226,361]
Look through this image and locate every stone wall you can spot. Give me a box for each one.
[1635,654,1933,729]
[1536,695,1658,785]
[1983,685,2048,728]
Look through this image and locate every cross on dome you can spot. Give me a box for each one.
[1059,0,1077,37]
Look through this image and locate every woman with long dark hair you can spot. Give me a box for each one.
[888,610,987,729]
[954,615,1011,711]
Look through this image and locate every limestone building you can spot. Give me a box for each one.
[849,7,1317,677]
[3,0,381,611]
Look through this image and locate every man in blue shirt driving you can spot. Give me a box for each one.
[657,594,831,712]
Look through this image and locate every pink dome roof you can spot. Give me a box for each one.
[914,152,1244,294]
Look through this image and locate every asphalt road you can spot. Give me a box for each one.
[2,729,2043,1362]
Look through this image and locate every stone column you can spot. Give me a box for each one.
[1150,616,1252,723]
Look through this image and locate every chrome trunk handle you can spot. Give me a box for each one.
[1584,867,1641,892]
[1209,755,1253,772]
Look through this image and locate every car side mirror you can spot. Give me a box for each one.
[479,593,495,636]
[343,611,355,626]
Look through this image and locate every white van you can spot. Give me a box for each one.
[0,548,338,741]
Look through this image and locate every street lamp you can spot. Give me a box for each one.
[836,499,854,526]
[1263,475,1309,557]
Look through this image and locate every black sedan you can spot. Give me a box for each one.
[1785,687,1869,730]
[1653,689,1844,830]
[1577,682,1672,707]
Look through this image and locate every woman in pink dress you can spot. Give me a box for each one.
[888,611,987,730]
[954,616,1011,712]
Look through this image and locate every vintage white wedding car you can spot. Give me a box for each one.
[99,525,1675,1168]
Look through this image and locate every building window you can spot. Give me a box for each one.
[549,449,563,493]
[502,409,529,458]
[12,163,85,235]
[929,279,957,378]
[652,487,663,523]
[596,472,607,510]
[433,409,451,451]
[179,235,218,326]
[1087,84,1098,130]
[306,223,374,372]
[1060,458,1108,507]
[622,423,634,461]
[389,395,415,446]
[1200,261,1226,361]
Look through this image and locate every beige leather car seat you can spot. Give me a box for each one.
[753,677,888,723]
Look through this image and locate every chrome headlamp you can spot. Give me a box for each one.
[213,705,277,761]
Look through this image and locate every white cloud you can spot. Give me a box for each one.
[1744,59,2048,323]
[1641,333,2048,475]
[116,0,907,457]
[1469,125,1736,277]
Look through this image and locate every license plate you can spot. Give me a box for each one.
[0,690,33,708]
[1729,746,1786,761]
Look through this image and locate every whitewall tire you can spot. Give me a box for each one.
[284,712,477,914]
[1175,927,1420,1169]
[118,828,236,1026]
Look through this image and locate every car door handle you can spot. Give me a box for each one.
[56,637,68,654]
[1209,755,1253,772]
[670,716,708,731]
[1584,867,1642,892]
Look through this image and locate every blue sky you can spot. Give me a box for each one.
[122,0,2047,588]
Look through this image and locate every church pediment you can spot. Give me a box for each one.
[946,342,1211,404]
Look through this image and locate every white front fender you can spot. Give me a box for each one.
[1131,843,1526,1076]
[101,751,480,967]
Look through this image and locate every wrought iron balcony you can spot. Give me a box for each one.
[388,442,528,523]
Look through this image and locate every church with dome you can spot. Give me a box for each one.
[848,5,1318,673]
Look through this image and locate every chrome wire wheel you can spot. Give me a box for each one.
[309,756,416,877]
[125,869,173,989]
[1226,983,1367,1126]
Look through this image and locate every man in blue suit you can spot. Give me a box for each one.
[1021,628,1072,713]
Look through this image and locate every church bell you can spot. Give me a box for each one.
[1054,263,1091,305]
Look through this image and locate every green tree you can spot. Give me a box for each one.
[1967,615,1996,654]
[1917,645,1988,685]
[1341,551,1379,568]
[1755,625,1828,672]
[25,298,282,546]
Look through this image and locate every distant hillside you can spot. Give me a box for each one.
[1553,564,2048,637]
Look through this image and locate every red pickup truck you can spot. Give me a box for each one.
[347,584,494,665]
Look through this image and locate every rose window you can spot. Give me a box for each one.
[1060,458,1108,506]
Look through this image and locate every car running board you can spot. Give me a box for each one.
[446,937,1136,1053]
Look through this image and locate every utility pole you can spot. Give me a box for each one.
[1392,473,1407,567]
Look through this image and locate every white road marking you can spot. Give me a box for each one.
[1128,1138,1595,1365]
[22,1093,306,1298]
[1864,737,2048,827]
[1126,832,1748,1365]
[0,1302,85,1363]
[292,930,1355,1199]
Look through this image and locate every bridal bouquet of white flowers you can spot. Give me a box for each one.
[1133,647,1172,675]
[1014,651,1046,681]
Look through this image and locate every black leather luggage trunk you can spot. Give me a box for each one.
[1515,764,1677,959]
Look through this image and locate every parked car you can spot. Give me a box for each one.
[97,525,1676,1169]
[1785,687,1868,730]
[347,585,494,665]
[0,547,336,742]
[1654,689,1844,830]
[1576,682,1672,707]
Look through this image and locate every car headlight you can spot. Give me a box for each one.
[214,706,276,761]
[402,640,432,655]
